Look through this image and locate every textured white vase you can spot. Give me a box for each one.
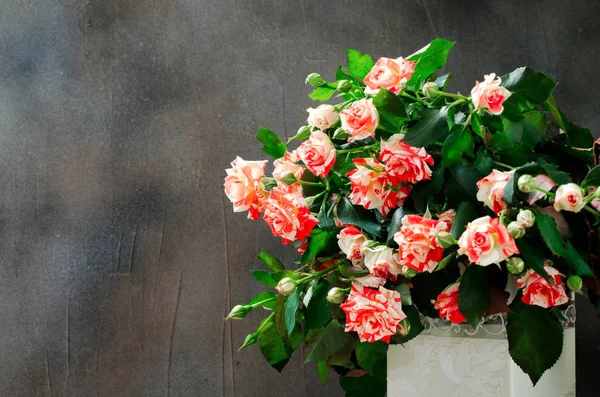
[387,320,575,397]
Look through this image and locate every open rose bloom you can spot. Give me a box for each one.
[225,39,598,395]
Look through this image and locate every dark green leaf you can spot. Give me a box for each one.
[411,265,461,317]
[435,252,457,271]
[316,360,329,384]
[386,208,406,243]
[473,148,494,175]
[304,281,333,331]
[503,162,542,207]
[301,229,339,263]
[336,197,383,237]
[285,288,302,335]
[545,95,593,149]
[516,239,550,279]
[471,112,484,137]
[373,88,408,134]
[339,357,387,397]
[445,164,483,205]
[407,38,455,86]
[257,126,287,159]
[403,106,450,147]
[501,67,557,111]
[304,320,352,363]
[451,202,476,240]
[507,299,564,385]
[534,210,565,256]
[564,241,594,277]
[390,305,424,344]
[247,291,278,310]
[338,263,370,278]
[581,165,600,188]
[442,125,474,168]
[309,84,337,101]
[274,295,288,341]
[271,269,300,283]
[258,250,285,272]
[458,266,490,328]
[258,317,291,372]
[520,111,547,148]
[355,341,388,375]
[251,270,277,288]
[347,49,375,80]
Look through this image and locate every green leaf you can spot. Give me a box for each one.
[386,208,406,243]
[473,148,494,175]
[503,162,542,207]
[390,305,424,344]
[545,95,593,149]
[304,281,333,331]
[445,164,483,205]
[501,67,557,111]
[336,197,383,237]
[403,106,450,148]
[258,250,285,272]
[434,72,453,90]
[470,112,484,138]
[304,320,352,363]
[355,341,388,375]
[372,88,408,135]
[248,291,278,310]
[257,126,287,159]
[347,49,375,80]
[435,252,457,271]
[507,299,564,385]
[316,360,329,384]
[251,270,277,288]
[516,239,550,279]
[564,241,594,277]
[258,316,292,372]
[301,229,338,263]
[285,288,302,335]
[274,295,288,341]
[442,125,474,168]
[271,269,300,283]
[458,266,490,328]
[309,84,337,102]
[581,165,600,188]
[451,202,476,240]
[339,357,387,397]
[520,111,547,148]
[407,38,455,86]
[533,210,565,256]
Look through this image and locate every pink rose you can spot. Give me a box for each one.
[517,265,569,308]
[457,216,519,266]
[224,156,268,220]
[394,215,449,273]
[476,169,515,214]
[553,183,586,213]
[346,158,411,216]
[363,57,416,95]
[339,98,379,142]
[340,285,407,343]
[471,73,511,115]
[433,283,466,324]
[438,209,456,230]
[307,104,339,130]
[379,134,434,184]
[263,184,319,244]
[362,244,402,279]
[337,226,367,266]
[296,130,336,178]
[272,151,304,184]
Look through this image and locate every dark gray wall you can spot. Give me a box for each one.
[0,0,598,396]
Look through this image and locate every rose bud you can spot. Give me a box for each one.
[226,304,250,320]
[567,275,583,294]
[326,287,346,304]
[436,231,456,249]
[401,266,418,278]
[518,174,534,193]
[554,183,586,213]
[239,332,258,351]
[506,257,525,275]
[337,79,353,93]
[422,82,439,99]
[516,209,536,228]
[507,221,526,239]
[307,105,340,131]
[306,73,326,87]
[276,277,297,296]
[397,318,411,337]
[291,125,312,141]
[332,127,349,140]
[279,173,298,186]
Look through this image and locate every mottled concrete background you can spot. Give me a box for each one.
[0,0,598,396]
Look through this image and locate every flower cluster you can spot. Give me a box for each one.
[224,39,597,395]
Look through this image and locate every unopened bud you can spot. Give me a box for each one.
[332,127,349,140]
[402,267,418,278]
[516,209,536,228]
[279,173,298,186]
[397,319,411,337]
[326,287,346,304]
[567,275,583,294]
[292,125,312,141]
[436,232,456,249]
[422,82,440,99]
[518,174,534,193]
[337,79,353,93]
[276,277,297,296]
[306,73,326,87]
[507,221,526,239]
[506,257,525,275]
[226,304,250,320]
[239,332,258,351]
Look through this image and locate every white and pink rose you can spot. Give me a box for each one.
[339,98,379,142]
[433,283,466,324]
[394,214,449,273]
[307,104,340,130]
[272,151,304,184]
[296,130,336,178]
[362,244,402,279]
[337,226,367,266]
[476,169,514,214]
[517,265,569,308]
[553,183,586,213]
[471,73,511,115]
[457,216,519,266]
[379,134,434,184]
[363,57,416,95]
[224,156,268,220]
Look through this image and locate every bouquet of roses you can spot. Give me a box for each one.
[223,38,599,396]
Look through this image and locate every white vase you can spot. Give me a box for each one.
[387,315,576,397]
